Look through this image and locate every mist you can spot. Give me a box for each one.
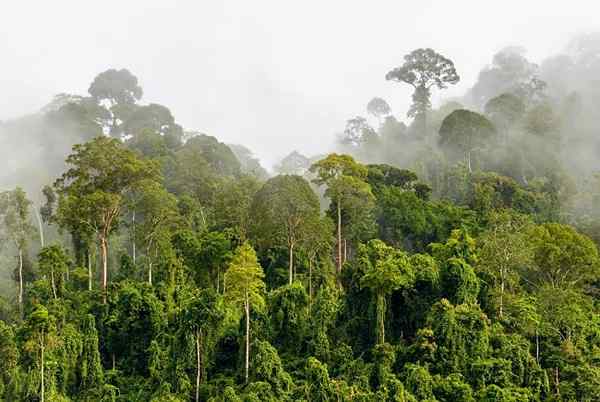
[2,1,599,171]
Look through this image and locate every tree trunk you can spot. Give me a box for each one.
[555,367,560,397]
[288,242,294,285]
[466,151,472,173]
[100,236,108,304]
[132,210,136,266]
[40,330,45,402]
[18,248,23,307]
[308,257,313,310]
[195,329,202,402]
[51,267,57,300]
[34,207,44,248]
[245,294,250,384]
[377,293,385,344]
[536,328,540,364]
[499,266,505,319]
[87,249,92,291]
[337,198,342,274]
[343,239,347,264]
[148,261,153,286]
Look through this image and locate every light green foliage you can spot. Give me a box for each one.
[525,223,600,289]
[224,243,266,313]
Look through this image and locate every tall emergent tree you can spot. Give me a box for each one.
[224,243,266,383]
[54,136,160,302]
[386,48,459,133]
[250,175,321,285]
[310,154,374,274]
[0,187,34,308]
[88,68,143,136]
[439,109,497,172]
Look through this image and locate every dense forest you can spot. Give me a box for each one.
[1,34,600,402]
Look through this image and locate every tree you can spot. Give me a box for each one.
[122,103,183,147]
[359,240,414,344]
[213,176,262,242]
[476,211,533,318]
[341,116,377,149]
[366,97,392,124]
[484,93,526,143]
[274,151,310,176]
[250,175,321,285]
[228,144,269,180]
[181,288,224,402]
[132,181,180,285]
[386,48,460,133]
[224,243,266,383]
[310,154,374,274]
[525,223,600,290]
[38,245,70,300]
[439,109,497,172]
[25,304,52,402]
[0,187,34,309]
[88,68,143,135]
[54,136,160,302]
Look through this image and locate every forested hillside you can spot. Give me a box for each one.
[1,36,600,402]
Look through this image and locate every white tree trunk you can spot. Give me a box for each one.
[18,248,23,307]
[288,242,294,285]
[245,295,250,384]
[100,236,108,304]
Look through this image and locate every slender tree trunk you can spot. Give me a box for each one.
[195,329,202,402]
[377,293,385,344]
[148,262,153,286]
[18,248,23,307]
[288,242,294,285]
[87,249,92,291]
[40,330,45,402]
[132,210,136,266]
[245,294,250,384]
[308,256,313,310]
[337,198,342,274]
[555,367,560,397]
[499,266,505,319]
[100,235,108,304]
[536,328,540,364]
[51,268,57,299]
[343,239,347,264]
[34,207,44,248]
[466,151,472,173]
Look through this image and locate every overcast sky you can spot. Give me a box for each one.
[1,1,598,167]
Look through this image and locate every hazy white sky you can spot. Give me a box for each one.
[1,0,598,166]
